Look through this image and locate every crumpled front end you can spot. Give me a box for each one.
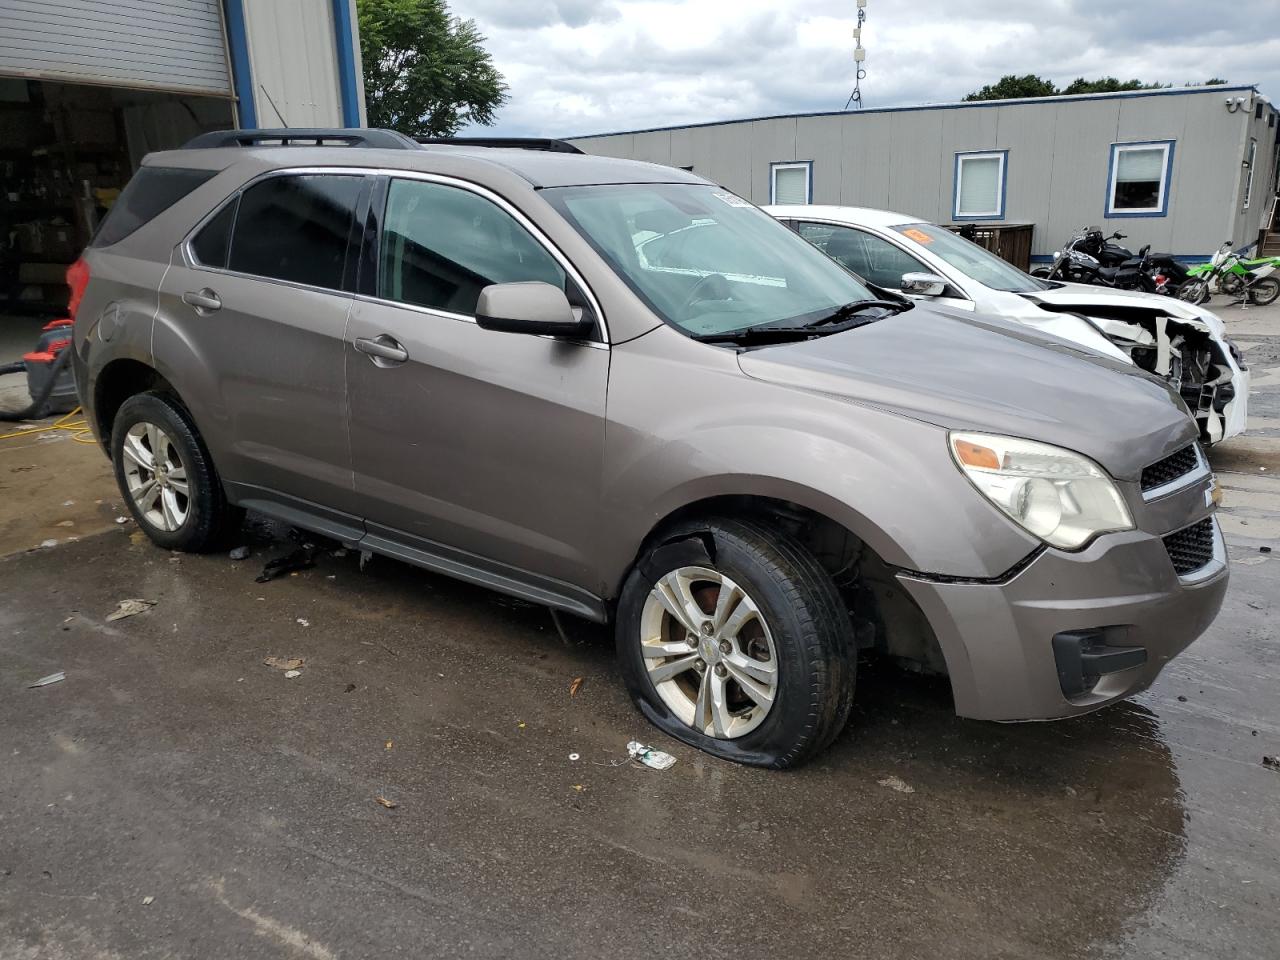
[1027,294,1248,443]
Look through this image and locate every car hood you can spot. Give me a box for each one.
[1027,282,1227,338]
[736,306,1197,481]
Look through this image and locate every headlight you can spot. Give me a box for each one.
[949,432,1133,550]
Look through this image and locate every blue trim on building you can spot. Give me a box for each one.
[330,0,361,127]
[221,0,256,128]
[569,85,1260,141]
[952,149,1008,221]
[1104,140,1176,219]
[770,160,813,204]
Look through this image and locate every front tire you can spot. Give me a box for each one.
[110,392,240,552]
[616,517,855,768]
[1178,279,1211,305]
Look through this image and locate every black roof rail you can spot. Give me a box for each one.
[416,136,584,154]
[181,128,422,150]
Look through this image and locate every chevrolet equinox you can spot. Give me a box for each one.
[71,129,1228,768]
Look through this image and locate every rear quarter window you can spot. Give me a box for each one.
[91,166,218,248]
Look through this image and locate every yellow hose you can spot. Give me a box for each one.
[0,406,96,444]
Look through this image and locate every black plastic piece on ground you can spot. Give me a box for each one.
[416,136,584,154]
[255,546,318,583]
[1052,629,1148,699]
[182,128,422,150]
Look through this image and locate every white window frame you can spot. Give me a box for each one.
[1243,138,1257,210]
[952,151,1007,221]
[770,161,813,205]
[1106,140,1174,218]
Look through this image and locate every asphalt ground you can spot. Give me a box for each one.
[1,301,1277,959]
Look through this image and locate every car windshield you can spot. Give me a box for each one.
[542,183,877,336]
[890,223,1050,293]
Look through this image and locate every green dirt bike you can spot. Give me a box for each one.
[1178,241,1280,306]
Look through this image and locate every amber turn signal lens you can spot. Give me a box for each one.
[953,439,1001,470]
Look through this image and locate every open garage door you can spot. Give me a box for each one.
[0,0,232,97]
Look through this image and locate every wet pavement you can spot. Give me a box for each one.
[1,305,1278,959]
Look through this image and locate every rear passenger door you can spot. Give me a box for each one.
[155,172,369,527]
[344,175,609,595]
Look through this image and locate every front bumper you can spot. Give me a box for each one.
[897,517,1228,721]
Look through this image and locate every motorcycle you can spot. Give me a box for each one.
[1178,241,1280,306]
[1039,228,1170,294]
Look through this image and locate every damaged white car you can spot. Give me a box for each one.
[766,206,1249,443]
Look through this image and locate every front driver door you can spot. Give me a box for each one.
[345,175,609,601]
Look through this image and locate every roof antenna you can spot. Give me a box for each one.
[259,84,290,127]
[845,0,867,110]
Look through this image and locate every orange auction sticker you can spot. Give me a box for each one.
[902,228,934,245]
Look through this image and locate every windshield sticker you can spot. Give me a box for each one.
[712,191,753,208]
[902,228,934,245]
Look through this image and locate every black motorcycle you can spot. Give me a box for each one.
[1037,227,1183,295]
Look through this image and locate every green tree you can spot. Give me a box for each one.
[1061,77,1167,94]
[963,74,1058,101]
[358,0,508,137]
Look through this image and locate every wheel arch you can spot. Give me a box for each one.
[92,358,182,453]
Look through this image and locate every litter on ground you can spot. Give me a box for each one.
[255,546,317,583]
[27,671,65,688]
[374,795,397,809]
[284,669,302,679]
[106,598,156,621]
[229,546,249,560]
[627,741,677,770]
[878,775,916,794]
[263,657,304,671]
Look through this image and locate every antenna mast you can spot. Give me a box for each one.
[845,0,867,109]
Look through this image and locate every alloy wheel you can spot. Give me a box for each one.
[121,421,190,532]
[639,566,778,738]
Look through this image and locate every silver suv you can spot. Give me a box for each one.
[71,129,1227,767]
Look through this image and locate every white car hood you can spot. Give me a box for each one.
[1028,282,1226,337]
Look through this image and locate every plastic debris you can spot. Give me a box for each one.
[384,740,393,751]
[877,775,916,794]
[229,546,249,560]
[568,752,580,761]
[296,618,310,628]
[1263,755,1280,771]
[28,671,65,688]
[255,546,317,583]
[358,549,373,571]
[39,539,57,548]
[263,657,304,671]
[627,740,677,770]
[1261,546,1273,554]
[284,670,302,679]
[106,598,156,621]
[374,795,397,809]
[569,676,584,697]
[115,516,129,524]
[142,896,154,906]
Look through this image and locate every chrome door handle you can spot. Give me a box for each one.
[182,289,222,313]
[354,335,409,365]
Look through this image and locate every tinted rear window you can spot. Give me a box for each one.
[92,166,217,248]
[228,174,363,290]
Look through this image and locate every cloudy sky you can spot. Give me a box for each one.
[449,0,1280,138]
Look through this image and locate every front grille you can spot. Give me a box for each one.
[1141,444,1200,492]
[1163,517,1216,576]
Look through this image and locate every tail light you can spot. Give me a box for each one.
[66,257,90,321]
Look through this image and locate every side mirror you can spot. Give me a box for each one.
[475,282,592,338]
[900,272,948,296]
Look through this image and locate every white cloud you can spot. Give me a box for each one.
[449,0,1280,137]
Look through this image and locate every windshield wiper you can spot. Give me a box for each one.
[803,298,910,327]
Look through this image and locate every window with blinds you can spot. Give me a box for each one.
[953,152,1006,219]
[1108,141,1173,216]
[770,162,811,205]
